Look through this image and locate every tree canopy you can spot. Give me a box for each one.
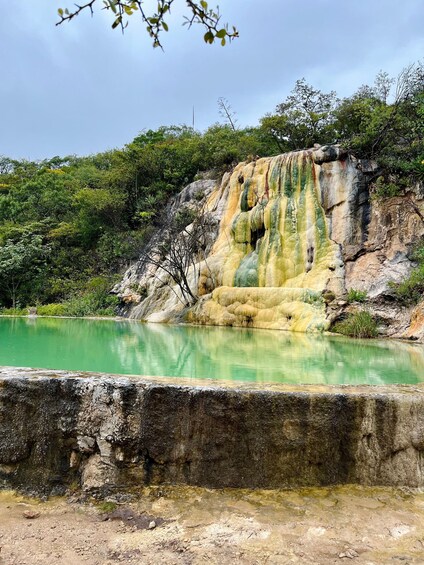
[0,234,50,309]
[0,63,422,313]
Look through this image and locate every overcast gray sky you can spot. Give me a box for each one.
[1,0,423,160]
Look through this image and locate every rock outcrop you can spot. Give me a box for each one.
[116,146,424,337]
[405,301,424,341]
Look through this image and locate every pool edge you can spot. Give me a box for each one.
[1,367,424,494]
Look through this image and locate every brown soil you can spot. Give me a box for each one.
[1,485,424,564]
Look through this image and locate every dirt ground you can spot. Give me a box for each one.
[1,485,424,565]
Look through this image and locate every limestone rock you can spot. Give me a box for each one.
[404,301,424,342]
[338,548,359,559]
[344,195,424,298]
[114,178,223,322]
[23,510,40,520]
[311,144,348,164]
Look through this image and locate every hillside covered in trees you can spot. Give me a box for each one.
[0,64,422,315]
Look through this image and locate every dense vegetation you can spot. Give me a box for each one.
[332,311,378,339]
[389,238,424,304]
[0,63,422,314]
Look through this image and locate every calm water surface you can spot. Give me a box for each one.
[1,317,424,385]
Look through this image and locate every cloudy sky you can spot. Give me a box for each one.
[1,0,423,160]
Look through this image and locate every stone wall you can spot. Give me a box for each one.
[1,368,424,494]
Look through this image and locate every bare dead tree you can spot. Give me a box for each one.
[374,70,395,104]
[371,62,424,156]
[218,97,238,131]
[136,203,217,306]
[0,156,15,175]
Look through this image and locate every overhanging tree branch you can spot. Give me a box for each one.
[57,0,238,48]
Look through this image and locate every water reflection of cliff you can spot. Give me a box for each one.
[1,318,423,386]
[111,321,424,385]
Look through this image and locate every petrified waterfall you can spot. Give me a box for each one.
[190,146,361,331]
[118,145,373,331]
[221,152,336,287]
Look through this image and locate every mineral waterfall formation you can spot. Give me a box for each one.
[117,144,423,334]
[190,145,364,331]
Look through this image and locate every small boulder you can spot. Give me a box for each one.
[23,510,40,520]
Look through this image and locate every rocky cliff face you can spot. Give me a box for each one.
[116,145,424,337]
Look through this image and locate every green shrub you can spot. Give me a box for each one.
[0,307,28,316]
[389,238,424,304]
[371,176,401,198]
[410,239,424,264]
[130,284,148,300]
[347,288,367,303]
[36,303,66,316]
[61,276,119,317]
[388,264,424,305]
[97,501,117,514]
[332,311,378,338]
[61,294,119,317]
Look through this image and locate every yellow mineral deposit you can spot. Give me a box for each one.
[195,149,346,332]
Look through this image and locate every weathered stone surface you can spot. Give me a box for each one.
[328,298,415,339]
[404,301,424,342]
[344,195,424,299]
[311,144,348,164]
[190,286,328,332]
[1,368,424,494]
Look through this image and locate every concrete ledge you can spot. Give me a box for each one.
[1,367,424,494]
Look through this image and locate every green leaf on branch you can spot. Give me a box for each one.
[111,15,122,28]
[203,31,214,44]
[56,1,239,48]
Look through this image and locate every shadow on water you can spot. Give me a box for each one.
[1,317,423,385]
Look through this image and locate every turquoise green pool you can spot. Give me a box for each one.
[1,317,423,385]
